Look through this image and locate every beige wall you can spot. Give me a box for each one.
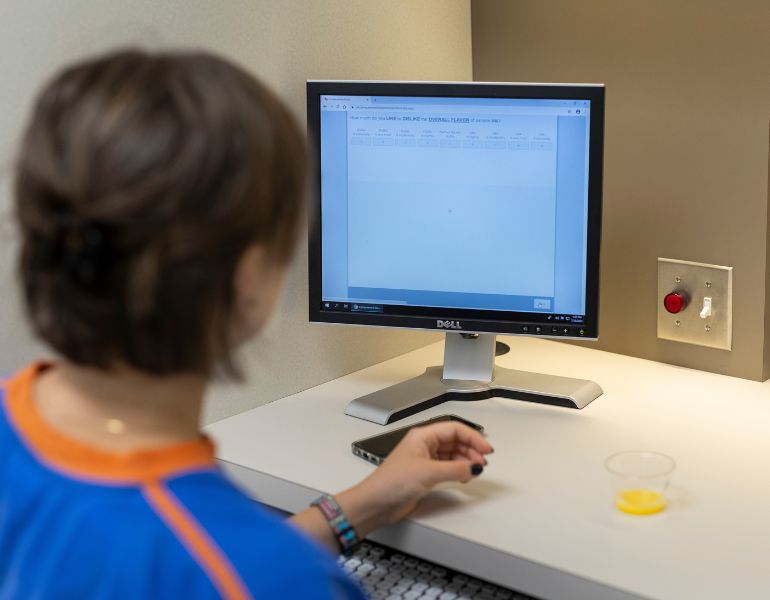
[472,0,770,380]
[0,1,472,422]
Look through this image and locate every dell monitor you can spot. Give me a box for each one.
[307,81,604,425]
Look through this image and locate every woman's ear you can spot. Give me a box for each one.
[231,243,287,342]
[233,244,266,309]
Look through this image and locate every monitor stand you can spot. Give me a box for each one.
[344,333,603,425]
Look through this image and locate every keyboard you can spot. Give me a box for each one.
[339,539,539,600]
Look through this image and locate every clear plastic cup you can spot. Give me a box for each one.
[605,451,676,515]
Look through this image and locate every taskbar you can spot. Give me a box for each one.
[320,300,586,327]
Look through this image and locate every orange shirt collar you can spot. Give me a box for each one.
[1,362,217,485]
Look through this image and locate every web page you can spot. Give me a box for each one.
[320,95,590,315]
[347,110,557,298]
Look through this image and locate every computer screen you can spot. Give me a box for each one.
[307,81,604,424]
[308,82,603,340]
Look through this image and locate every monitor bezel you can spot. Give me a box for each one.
[307,81,604,340]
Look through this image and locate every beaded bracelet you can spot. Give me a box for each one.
[311,494,360,556]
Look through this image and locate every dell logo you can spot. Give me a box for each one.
[437,320,462,330]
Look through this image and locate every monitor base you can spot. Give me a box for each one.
[344,334,603,425]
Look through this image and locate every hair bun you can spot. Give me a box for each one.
[33,219,113,288]
[64,222,113,287]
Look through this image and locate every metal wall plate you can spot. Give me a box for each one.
[657,258,732,350]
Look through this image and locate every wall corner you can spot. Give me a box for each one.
[762,121,770,381]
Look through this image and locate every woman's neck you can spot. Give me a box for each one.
[33,362,207,452]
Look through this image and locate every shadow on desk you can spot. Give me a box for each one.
[412,479,518,519]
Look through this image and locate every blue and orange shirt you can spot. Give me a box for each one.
[0,363,365,599]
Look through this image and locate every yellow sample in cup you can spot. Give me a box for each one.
[615,488,666,515]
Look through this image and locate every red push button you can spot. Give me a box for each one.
[664,292,686,314]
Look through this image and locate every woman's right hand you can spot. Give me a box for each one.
[336,421,494,536]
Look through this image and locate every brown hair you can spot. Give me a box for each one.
[15,49,306,377]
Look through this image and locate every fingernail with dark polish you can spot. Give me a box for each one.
[471,463,484,476]
[483,458,488,466]
[489,447,495,454]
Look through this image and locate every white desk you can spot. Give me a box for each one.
[205,337,770,600]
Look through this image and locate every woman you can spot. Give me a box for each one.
[0,49,492,599]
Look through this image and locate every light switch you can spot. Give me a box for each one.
[699,297,712,319]
[657,258,732,350]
